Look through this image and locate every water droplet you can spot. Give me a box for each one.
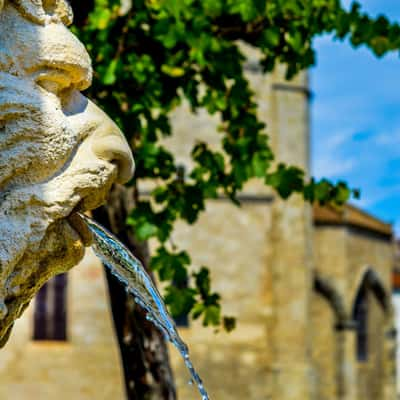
[146,314,154,322]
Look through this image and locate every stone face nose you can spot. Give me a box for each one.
[88,100,135,184]
[92,129,135,184]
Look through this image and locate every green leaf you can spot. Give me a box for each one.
[371,36,389,57]
[191,303,205,320]
[262,27,281,47]
[228,0,258,22]
[223,316,236,332]
[161,0,186,19]
[203,0,223,17]
[266,164,304,199]
[285,31,303,52]
[252,153,268,177]
[335,183,351,205]
[194,267,211,298]
[136,221,158,241]
[203,305,221,326]
[102,58,119,85]
[89,7,112,30]
[165,286,196,317]
[161,64,186,77]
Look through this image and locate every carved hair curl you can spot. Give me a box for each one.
[3,0,73,25]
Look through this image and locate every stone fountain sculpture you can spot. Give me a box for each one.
[0,0,134,346]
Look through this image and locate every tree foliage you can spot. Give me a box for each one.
[72,0,399,331]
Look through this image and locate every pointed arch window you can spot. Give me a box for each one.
[352,269,390,362]
[353,287,368,362]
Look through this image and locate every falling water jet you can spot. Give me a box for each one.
[77,213,210,400]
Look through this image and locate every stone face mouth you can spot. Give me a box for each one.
[66,187,112,248]
[0,196,102,346]
[67,212,93,247]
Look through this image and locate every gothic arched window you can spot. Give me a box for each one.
[353,288,368,362]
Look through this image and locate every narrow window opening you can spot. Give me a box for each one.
[33,273,68,341]
[354,289,368,362]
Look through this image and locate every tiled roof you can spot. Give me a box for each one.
[313,203,392,237]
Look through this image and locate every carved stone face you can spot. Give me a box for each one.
[0,0,134,345]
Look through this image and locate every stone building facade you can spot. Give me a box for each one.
[0,58,396,399]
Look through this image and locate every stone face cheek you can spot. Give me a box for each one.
[0,0,134,346]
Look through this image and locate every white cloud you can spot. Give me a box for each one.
[375,130,400,147]
[313,156,356,179]
[312,129,358,178]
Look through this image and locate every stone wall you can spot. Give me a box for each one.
[168,200,274,399]
[0,251,125,400]
[165,52,313,400]
[311,290,340,400]
[313,224,396,400]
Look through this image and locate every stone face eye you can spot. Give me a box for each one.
[42,0,58,15]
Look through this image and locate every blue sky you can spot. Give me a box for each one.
[311,0,400,235]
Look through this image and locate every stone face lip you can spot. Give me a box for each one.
[0,0,134,346]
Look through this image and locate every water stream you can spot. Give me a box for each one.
[77,213,210,400]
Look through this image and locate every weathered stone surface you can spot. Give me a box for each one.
[0,0,134,345]
[313,225,396,400]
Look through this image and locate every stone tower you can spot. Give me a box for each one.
[164,48,314,399]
